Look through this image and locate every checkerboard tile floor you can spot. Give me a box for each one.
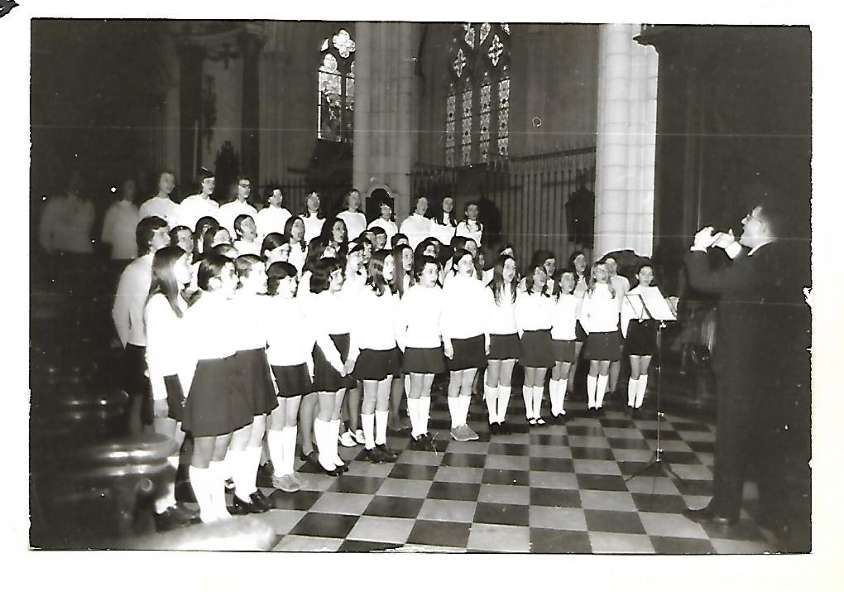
[217,392,773,553]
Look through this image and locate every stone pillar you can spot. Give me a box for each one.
[593,24,658,258]
[239,31,264,183]
[353,22,420,223]
[258,23,287,193]
[159,34,181,177]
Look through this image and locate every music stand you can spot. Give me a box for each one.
[622,290,682,484]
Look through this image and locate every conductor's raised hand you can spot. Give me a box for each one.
[692,226,717,250]
[712,229,736,250]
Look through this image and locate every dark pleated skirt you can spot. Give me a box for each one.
[271,363,314,398]
[403,346,447,374]
[551,339,578,363]
[183,356,251,437]
[353,347,401,381]
[164,374,185,422]
[313,333,355,392]
[519,329,555,368]
[625,319,659,356]
[233,348,278,416]
[488,333,520,361]
[447,334,487,371]
[583,330,623,362]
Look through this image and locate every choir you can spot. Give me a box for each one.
[107,168,669,531]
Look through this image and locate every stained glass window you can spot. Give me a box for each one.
[318,28,355,143]
[445,22,511,167]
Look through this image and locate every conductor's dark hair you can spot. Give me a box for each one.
[136,216,168,255]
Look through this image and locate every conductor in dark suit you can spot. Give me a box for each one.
[682,196,811,552]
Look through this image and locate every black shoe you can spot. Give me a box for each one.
[364,447,382,463]
[317,458,341,476]
[224,477,235,491]
[231,494,264,515]
[376,444,398,462]
[257,460,275,480]
[551,413,568,425]
[172,503,200,523]
[249,490,272,512]
[301,450,321,469]
[333,460,350,473]
[596,407,605,417]
[683,504,738,526]
[422,433,438,452]
[153,507,192,532]
[498,421,511,435]
[409,435,427,451]
[630,408,640,420]
[489,423,500,435]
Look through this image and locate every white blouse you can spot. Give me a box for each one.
[139,196,178,227]
[367,218,398,244]
[399,214,434,249]
[181,290,238,392]
[440,274,488,342]
[455,220,483,246]
[302,214,325,243]
[485,285,518,336]
[101,201,140,260]
[397,284,444,350]
[515,291,554,332]
[288,242,308,275]
[176,194,220,231]
[231,291,269,351]
[265,296,316,369]
[430,216,456,246]
[579,284,620,334]
[144,294,189,401]
[338,211,367,242]
[349,286,399,357]
[255,206,292,240]
[550,293,581,341]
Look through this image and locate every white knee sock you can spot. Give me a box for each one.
[447,397,460,429]
[532,386,544,418]
[484,384,498,424]
[407,398,421,437]
[522,386,534,419]
[497,386,511,422]
[246,445,261,491]
[548,379,560,416]
[460,395,471,426]
[281,426,297,476]
[596,374,609,408]
[208,460,231,519]
[230,448,251,501]
[314,419,336,470]
[362,413,375,449]
[267,429,284,477]
[587,375,597,409]
[188,465,216,523]
[329,419,344,464]
[154,454,179,514]
[558,378,568,415]
[375,411,388,445]
[627,378,639,407]
[420,396,431,434]
[635,375,649,408]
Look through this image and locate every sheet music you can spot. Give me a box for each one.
[638,286,677,321]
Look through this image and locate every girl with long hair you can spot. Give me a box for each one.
[320,215,350,258]
[549,271,581,423]
[620,262,661,417]
[282,215,308,275]
[301,191,326,242]
[144,245,197,530]
[483,254,520,434]
[347,249,401,462]
[337,188,366,241]
[516,263,555,425]
[566,249,591,395]
[431,196,457,246]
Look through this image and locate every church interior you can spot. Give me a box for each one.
[29,20,811,553]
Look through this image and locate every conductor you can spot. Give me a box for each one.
[681,191,811,552]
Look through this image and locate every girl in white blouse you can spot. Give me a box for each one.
[566,250,591,395]
[347,250,401,463]
[339,242,368,446]
[388,243,416,432]
[483,254,520,434]
[337,189,367,241]
[440,249,488,442]
[516,263,555,425]
[579,262,622,416]
[367,200,399,245]
[431,196,457,246]
[301,191,326,242]
[264,262,316,492]
[181,253,242,523]
[396,256,445,449]
[282,215,308,275]
[226,255,276,515]
[549,271,581,422]
[144,245,196,530]
[455,200,483,246]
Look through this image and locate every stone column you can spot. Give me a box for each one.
[353,22,420,222]
[258,23,287,193]
[239,30,264,183]
[593,24,658,258]
[159,33,181,177]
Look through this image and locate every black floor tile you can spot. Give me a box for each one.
[329,475,384,495]
[570,447,615,461]
[267,489,321,511]
[530,457,575,473]
[699,518,765,542]
[584,509,646,534]
[487,442,530,456]
[289,513,359,538]
[530,528,592,553]
[388,463,441,481]
[339,539,404,552]
[564,425,604,436]
[427,481,481,501]
[650,536,716,554]
[599,418,635,428]
[474,502,530,527]
[675,479,713,497]
[428,419,452,430]
[640,429,681,441]
[687,441,715,453]
[530,487,582,508]
[576,474,628,492]
[530,434,570,446]
[660,451,703,465]
[482,468,530,486]
[670,421,713,432]
[618,461,663,477]
[441,453,487,468]
[363,495,425,519]
[407,519,471,548]
[630,493,690,514]
[607,437,651,450]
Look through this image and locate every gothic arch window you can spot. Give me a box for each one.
[446,22,510,167]
[318,28,356,143]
